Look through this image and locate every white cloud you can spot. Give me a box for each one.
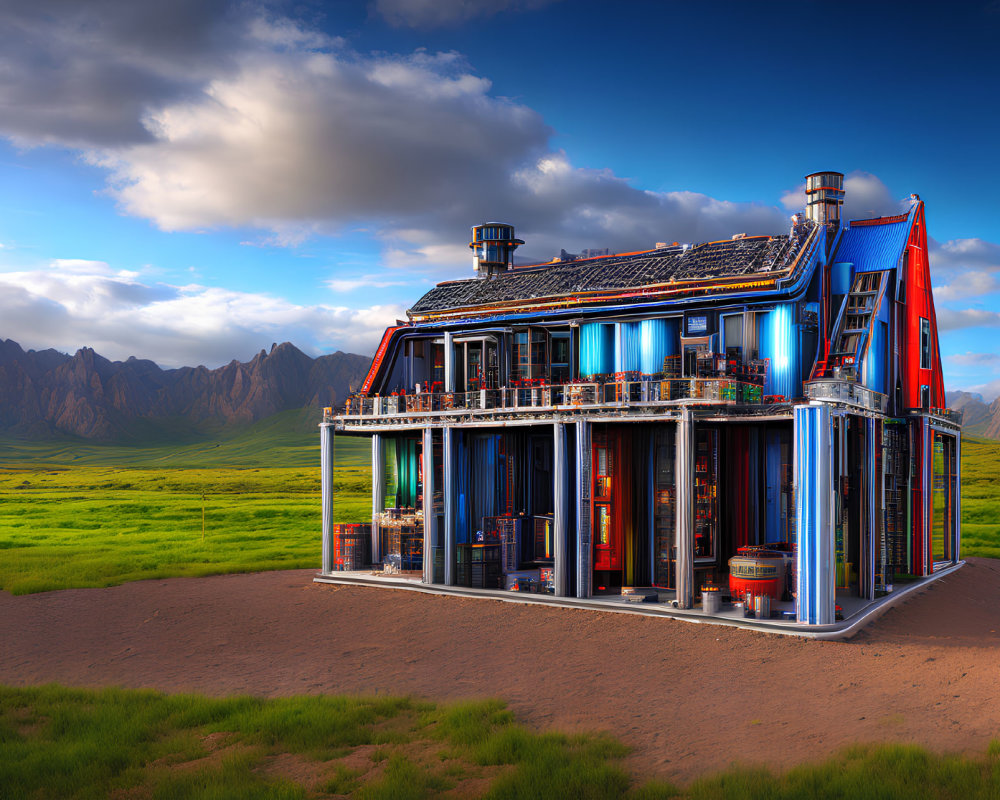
[933,270,1000,302]
[50,258,114,275]
[930,237,1000,283]
[957,378,1000,403]
[946,351,1000,367]
[936,307,1000,331]
[0,6,801,278]
[0,265,401,367]
[372,0,559,28]
[326,274,411,293]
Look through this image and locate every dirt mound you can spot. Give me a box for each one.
[3,559,998,783]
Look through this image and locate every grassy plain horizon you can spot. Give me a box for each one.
[1,409,998,595]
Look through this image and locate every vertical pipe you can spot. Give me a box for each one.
[443,426,456,585]
[553,422,569,597]
[794,404,835,624]
[864,417,878,600]
[955,433,962,562]
[444,330,455,393]
[923,418,931,574]
[371,434,384,562]
[320,422,334,574]
[675,409,694,609]
[422,427,436,584]
[575,419,592,598]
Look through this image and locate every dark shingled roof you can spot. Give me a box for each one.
[409,221,815,317]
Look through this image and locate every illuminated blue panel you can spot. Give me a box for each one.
[794,405,835,625]
[759,303,798,398]
[614,321,642,373]
[579,322,613,377]
[830,262,853,296]
[862,320,887,395]
[639,318,678,375]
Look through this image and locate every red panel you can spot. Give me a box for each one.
[592,429,629,573]
[901,203,946,409]
[360,325,403,395]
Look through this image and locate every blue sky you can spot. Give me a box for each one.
[1,0,999,396]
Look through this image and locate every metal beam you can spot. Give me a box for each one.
[575,419,592,598]
[675,409,694,609]
[320,422,334,574]
[794,404,835,624]
[371,434,384,563]
[442,426,456,585]
[422,426,436,584]
[444,330,455,393]
[553,421,569,597]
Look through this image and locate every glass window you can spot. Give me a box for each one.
[920,318,931,369]
[513,332,529,380]
[724,314,743,360]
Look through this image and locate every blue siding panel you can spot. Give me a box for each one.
[759,303,798,398]
[638,318,678,374]
[614,321,642,373]
[580,323,614,376]
[834,211,913,273]
[794,405,835,625]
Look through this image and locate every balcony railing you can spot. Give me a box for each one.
[331,376,773,423]
[803,380,888,413]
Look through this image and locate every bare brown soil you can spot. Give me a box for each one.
[2,558,999,784]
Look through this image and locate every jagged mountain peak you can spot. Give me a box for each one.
[0,338,370,441]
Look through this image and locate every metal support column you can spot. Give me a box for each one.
[553,421,569,597]
[422,426,436,584]
[320,422,334,574]
[575,419,592,598]
[794,404,836,625]
[955,433,962,562]
[442,426,456,585]
[371,434,384,563]
[675,409,694,609]
[444,330,455,393]
[922,416,932,575]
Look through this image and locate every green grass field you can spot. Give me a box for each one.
[951,436,1000,560]
[2,415,1000,595]
[0,411,371,594]
[2,685,998,800]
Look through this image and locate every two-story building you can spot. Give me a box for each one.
[318,172,961,627]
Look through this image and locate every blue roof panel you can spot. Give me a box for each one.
[833,209,914,272]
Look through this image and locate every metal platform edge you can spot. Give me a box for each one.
[313,561,963,641]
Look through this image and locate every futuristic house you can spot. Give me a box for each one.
[319,172,962,627]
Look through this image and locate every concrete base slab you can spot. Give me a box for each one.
[313,561,964,640]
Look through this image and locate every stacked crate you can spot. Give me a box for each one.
[332,523,372,571]
[457,543,502,588]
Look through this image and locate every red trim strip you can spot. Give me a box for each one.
[360,326,402,395]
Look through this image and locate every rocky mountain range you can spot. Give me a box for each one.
[0,339,370,440]
[945,390,998,439]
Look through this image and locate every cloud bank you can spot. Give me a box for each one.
[0,0,792,272]
[0,263,402,368]
[3,1,998,368]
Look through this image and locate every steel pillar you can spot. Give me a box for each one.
[422,427,436,584]
[371,434,384,562]
[442,426,456,585]
[553,421,569,597]
[675,409,694,609]
[575,419,592,598]
[444,330,455,393]
[320,422,334,574]
[794,404,836,625]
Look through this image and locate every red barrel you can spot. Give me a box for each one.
[728,547,789,600]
